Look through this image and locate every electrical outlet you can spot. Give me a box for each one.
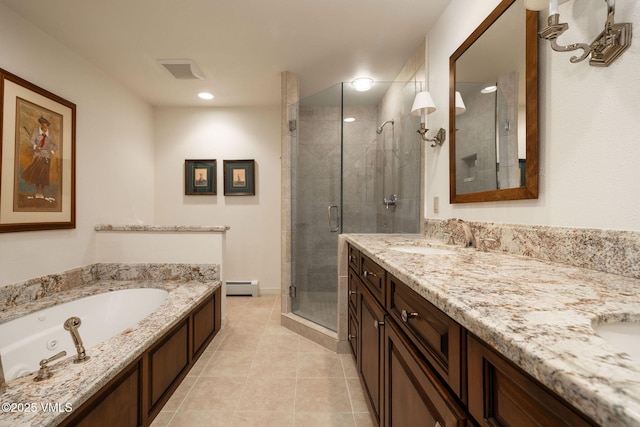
[433,196,439,213]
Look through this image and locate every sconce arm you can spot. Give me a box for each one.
[539,14,592,63]
[537,0,632,67]
[417,124,446,147]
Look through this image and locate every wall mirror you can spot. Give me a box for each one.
[449,0,538,203]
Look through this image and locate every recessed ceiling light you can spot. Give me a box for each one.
[481,85,497,94]
[344,117,356,123]
[198,92,214,100]
[351,77,373,92]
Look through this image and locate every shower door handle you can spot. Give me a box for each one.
[327,205,339,232]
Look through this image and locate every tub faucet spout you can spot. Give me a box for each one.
[64,316,90,363]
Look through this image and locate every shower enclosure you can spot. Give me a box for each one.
[289,81,422,331]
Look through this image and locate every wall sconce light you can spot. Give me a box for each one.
[411,91,446,147]
[525,0,632,66]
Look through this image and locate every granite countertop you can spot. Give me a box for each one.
[0,279,220,426]
[94,224,230,232]
[345,233,640,427]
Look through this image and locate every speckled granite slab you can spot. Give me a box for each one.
[0,264,220,426]
[94,224,230,232]
[346,233,640,427]
[426,219,640,279]
[0,263,220,317]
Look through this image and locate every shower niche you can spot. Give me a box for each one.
[289,81,422,331]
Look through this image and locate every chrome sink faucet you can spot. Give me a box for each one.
[447,218,476,248]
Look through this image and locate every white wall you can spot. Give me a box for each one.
[153,107,282,294]
[0,4,155,286]
[426,0,640,231]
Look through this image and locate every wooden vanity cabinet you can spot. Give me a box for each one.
[467,335,597,427]
[349,245,468,427]
[346,243,599,427]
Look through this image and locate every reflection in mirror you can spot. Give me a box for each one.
[449,0,538,203]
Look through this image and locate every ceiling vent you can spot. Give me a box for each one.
[157,59,205,80]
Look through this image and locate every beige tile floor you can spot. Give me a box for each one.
[151,295,375,427]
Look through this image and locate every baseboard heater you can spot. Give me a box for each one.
[226,280,258,297]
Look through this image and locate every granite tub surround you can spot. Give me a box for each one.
[345,233,640,427]
[0,263,220,318]
[95,224,230,232]
[0,263,221,427]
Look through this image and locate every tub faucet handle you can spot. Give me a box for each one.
[34,350,67,382]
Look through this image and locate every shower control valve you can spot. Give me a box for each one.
[383,194,398,210]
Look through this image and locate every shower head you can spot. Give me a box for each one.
[376,120,394,134]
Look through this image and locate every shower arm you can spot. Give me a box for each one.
[376,120,394,134]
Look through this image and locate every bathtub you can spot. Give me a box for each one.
[0,288,168,380]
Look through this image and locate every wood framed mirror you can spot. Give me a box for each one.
[449,0,538,203]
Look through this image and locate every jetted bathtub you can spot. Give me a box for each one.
[0,288,168,380]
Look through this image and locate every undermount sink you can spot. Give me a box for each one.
[593,321,640,360]
[389,246,457,255]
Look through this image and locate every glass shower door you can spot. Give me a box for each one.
[291,84,342,331]
[290,80,421,332]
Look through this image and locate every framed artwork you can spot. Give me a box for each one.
[0,68,76,233]
[223,159,255,196]
[185,159,216,195]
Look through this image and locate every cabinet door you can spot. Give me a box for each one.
[467,335,597,427]
[62,362,141,427]
[385,320,470,427]
[348,267,359,313]
[358,283,386,425]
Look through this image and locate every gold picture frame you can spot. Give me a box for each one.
[0,68,76,232]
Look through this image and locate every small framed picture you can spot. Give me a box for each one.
[185,159,216,195]
[223,160,255,196]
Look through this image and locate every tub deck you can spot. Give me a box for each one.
[0,277,220,426]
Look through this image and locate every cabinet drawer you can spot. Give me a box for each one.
[360,254,386,305]
[348,244,360,272]
[385,320,470,427]
[386,274,463,398]
[467,335,597,427]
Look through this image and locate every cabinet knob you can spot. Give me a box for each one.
[349,290,356,296]
[401,309,419,323]
[374,320,385,329]
[349,255,356,262]
[348,334,356,340]
[363,270,377,278]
